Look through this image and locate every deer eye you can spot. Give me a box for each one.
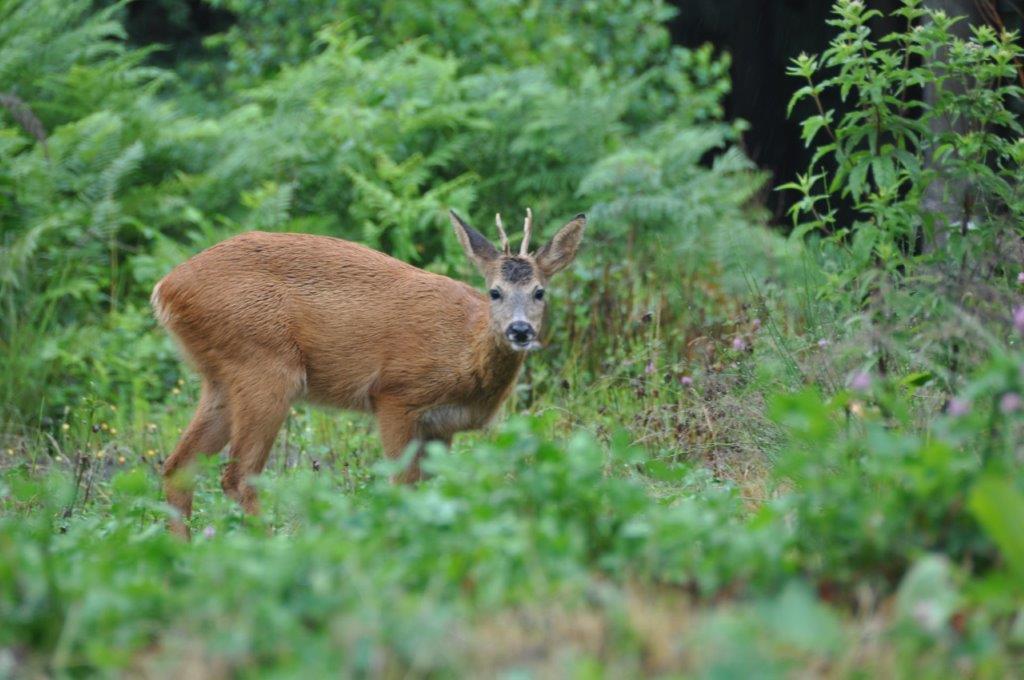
[533,288,545,301]
[489,288,502,301]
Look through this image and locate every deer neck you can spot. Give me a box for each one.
[468,312,525,405]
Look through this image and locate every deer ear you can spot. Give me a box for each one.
[535,213,586,278]
[450,210,499,273]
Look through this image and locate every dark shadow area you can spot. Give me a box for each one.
[667,0,905,222]
[122,0,234,66]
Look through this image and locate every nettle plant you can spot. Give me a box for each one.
[783,0,1024,292]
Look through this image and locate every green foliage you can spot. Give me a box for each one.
[783,0,1024,289]
[769,343,1024,589]
[5,407,1023,675]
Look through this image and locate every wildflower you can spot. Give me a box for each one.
[1017,271,1024,285]
[171,387,181,396]
[5,448,13,456]
[117,456,126,465]
[100,422,109,431]
[732,337,747,352]
[1000,392,1022,414]
[680,375,693,387]
[61,422,70,431]
[645,361,655,375]
[818,338,830,348]
[1014,307,1024,336]
[850,401,865,417]
[177,378,185,387]
[202,526,216,539]
[145,449,156,458]
[109,428,118,436]
[147,423,158,432]
[850,372,872,392]
[946,398,970,417]
[95,450,105,459]
[752,318,762,331]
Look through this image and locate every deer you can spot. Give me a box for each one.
[151,208,586,537]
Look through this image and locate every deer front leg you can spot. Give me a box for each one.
[375,400,422,484]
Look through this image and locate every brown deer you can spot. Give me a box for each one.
[152,208,585,537]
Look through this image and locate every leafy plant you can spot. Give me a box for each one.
[783,0,1024,291]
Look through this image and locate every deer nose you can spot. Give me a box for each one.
[506,321,535,345]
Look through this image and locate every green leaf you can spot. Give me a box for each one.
[969,476,1024,581]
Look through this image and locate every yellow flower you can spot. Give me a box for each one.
[100,422,109,431]
[145,449,156,458]
[147,423,158,432]
[5,448,13,456]
[171,388,181,396]
[117,456,126,465]
[61,422,70,431]
[109,428,118,436]
[95,450,105,459]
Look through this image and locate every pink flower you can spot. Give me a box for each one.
[752,318,762,331]
[1014,307,1024,336]
[818,338,830,348]
[946,398,970,417]
[645,361,655,375]
[732,337,747,351]
[1017,271,1024,284]
[1000,392,1022,414]
[680,375,693,387]
[202,526,216,539]
[850,372,872,392]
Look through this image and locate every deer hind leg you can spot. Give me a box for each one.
[221,360,304,516]
[163,380,231,539]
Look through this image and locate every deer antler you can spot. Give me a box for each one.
[495,213,510,254]
[520,207,533,256]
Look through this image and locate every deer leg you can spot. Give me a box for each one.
[375,401,425,484]
[162,380,231,539]
[376,402,456,484]
[221,362,302,515]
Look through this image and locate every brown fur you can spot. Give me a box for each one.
[154,211,584,538]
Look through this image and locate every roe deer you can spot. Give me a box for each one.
[152,208,585,537]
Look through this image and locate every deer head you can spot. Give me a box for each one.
[449,208,586,352]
